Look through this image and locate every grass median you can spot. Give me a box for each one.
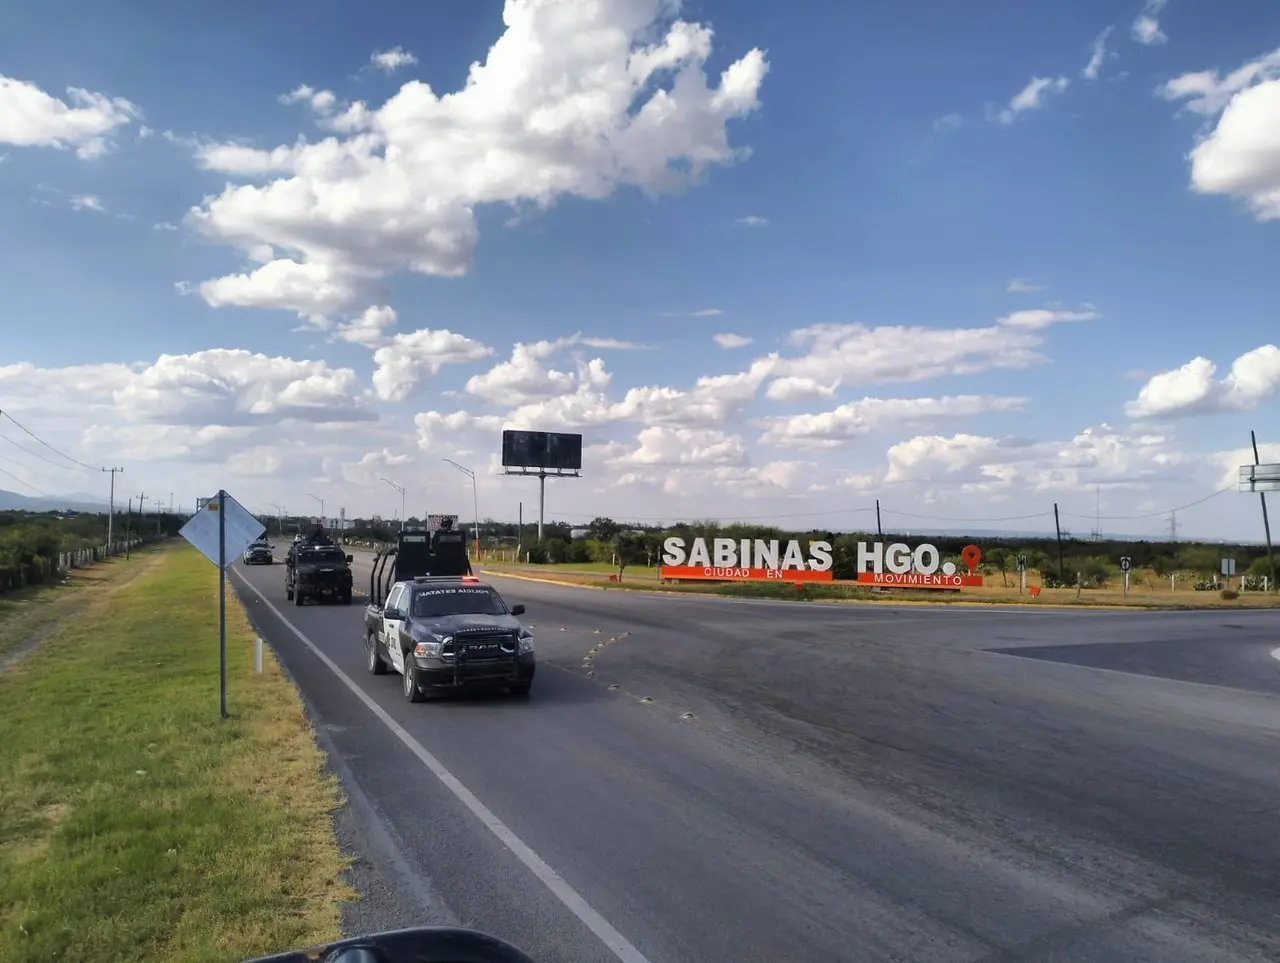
[0,542,352,963]
[479,562,1280,609]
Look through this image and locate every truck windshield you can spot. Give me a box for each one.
[298,550,344,564]
[411,587,507,618]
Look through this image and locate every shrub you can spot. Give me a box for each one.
[1220,588,1240,600]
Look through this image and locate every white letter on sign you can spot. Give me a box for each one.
[857,541,883,573]
[713,538,737,567]
[687,538,711,567]
[885,543,912,574]
[808,541,833,571]
[781,541,806,570]
[661,537,686,566]
[913,544,939,575]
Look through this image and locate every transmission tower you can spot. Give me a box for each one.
[1167,509,1178,542]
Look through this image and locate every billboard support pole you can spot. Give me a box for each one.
[538,472,546,544]
[1251,430,1277,593]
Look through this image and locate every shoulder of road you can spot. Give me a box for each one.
[0,540,350,962]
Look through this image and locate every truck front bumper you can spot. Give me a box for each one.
[410,653,536,689]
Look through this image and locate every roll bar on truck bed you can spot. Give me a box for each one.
[368,526,473,607]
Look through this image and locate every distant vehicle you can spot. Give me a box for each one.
[364,575,534,700]
[285,524,353,605]
[242,540,274,565]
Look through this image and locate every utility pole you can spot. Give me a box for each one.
[103,466,123,552]
[1251,429,1277,592]
[1053,502,1065,581]
[125,497,134,559]
[875,498,883,538]
[307,493,325,524]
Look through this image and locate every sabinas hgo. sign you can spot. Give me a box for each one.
[659,536,986,589]
[660,537,834,582]
[855,542,983,589]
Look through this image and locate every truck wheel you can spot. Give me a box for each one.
[509,681,532,696]
[402,656,425,703]
[294,589,305,606]
[341,591,353,605]
[285,586,294,601]
[366,632,387,675]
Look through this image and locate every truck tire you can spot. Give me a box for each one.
[509,680,532,696]
[285,585,294,601]
[294,589,305,606]
[341,590,353,605]
[402,655,426,703]
[366,631,387,675]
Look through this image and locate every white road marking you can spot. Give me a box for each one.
[230,569,653,963]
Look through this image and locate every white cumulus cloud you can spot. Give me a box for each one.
[180,0,769,319]
[1125,345,1280,419]
[0,73,141,158]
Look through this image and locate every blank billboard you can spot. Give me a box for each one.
[502,430,583,471]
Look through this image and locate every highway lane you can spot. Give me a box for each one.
[232,560,1280,963]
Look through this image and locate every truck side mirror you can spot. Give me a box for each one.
[510,604,525,616]
[346,554,354,563]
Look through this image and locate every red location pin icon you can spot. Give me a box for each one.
[960,545,982,574]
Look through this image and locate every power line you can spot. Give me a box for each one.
[0,464,48,497]
[1059,484,1235,521]
[539,482,1239,528]
[881,508,1054,523]
[547,507,878,523]
[0,428,90,473]
[0,410,99,472]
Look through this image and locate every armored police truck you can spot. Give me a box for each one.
[285,523,354,605]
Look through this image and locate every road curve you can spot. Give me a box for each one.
[231,558,1280,963]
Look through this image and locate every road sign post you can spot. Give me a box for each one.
[1238,433,1277,592]
[1015,554,1027,595]
[179,490,265,719]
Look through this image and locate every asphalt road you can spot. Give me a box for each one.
[231,557,1280,963]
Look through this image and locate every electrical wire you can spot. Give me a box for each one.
[0,410,99,472]
[1058,483,1236,521]
[0,428,89,473]
[546,506,878,523]
[0,464,48,497]
[880,508,1055,523]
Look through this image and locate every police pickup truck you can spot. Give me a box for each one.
[364,576,535,700]
[362,518,532,699]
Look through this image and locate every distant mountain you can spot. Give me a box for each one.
[0,489,112,513]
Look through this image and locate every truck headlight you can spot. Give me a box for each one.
[518,630,535,655]
[413,638,445,658]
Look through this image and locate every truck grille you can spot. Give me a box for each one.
[451,628,517,659]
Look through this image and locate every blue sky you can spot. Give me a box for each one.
[1,0,1278,539]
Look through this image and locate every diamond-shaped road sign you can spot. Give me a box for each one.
[180,491,264,569]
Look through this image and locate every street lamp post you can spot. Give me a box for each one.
[377,475,406,531]
[307,493,325,525]
[443,458,481,561]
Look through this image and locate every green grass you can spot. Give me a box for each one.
[0,543,352,963]
[481,564,1280,608]
[0,550,162,663]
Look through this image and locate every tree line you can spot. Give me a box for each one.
[0,509,184,592]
